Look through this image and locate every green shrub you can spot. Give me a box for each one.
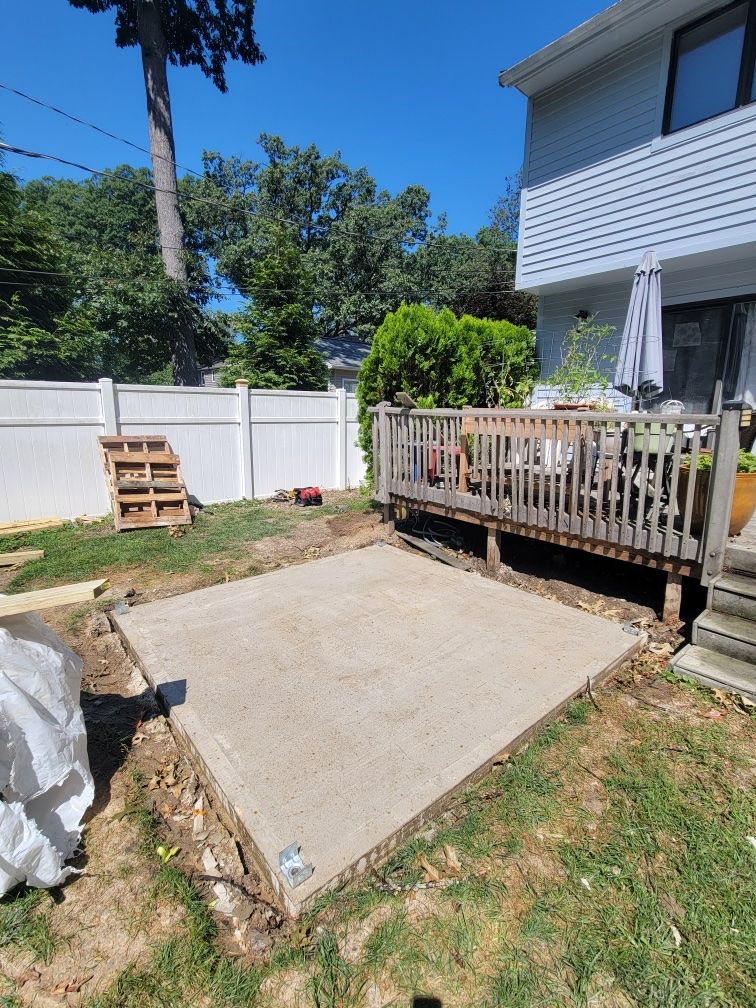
[694,449,756,473]
[356,304,537,470]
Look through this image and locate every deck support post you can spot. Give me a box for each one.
[377,401,394,532]
[486,528,501,573]
[383,502,395,533]
[663,571,683,622]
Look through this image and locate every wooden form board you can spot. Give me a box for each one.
[0,550,45,567]
[0,518,63,537]
[0,578,110,618]
[97,435,191,532]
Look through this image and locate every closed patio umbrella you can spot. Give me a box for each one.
[614,251,664,406]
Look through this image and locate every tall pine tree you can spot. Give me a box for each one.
[69,0,264,384]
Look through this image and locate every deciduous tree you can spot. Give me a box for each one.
[0,169,105,380]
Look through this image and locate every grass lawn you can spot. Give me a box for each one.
[2,676,753,1008]
[1,495,374,594]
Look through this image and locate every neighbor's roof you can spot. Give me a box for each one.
[315,337,370,370]
[499,0,714,96]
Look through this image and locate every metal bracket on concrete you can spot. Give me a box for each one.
[278,842,313,888]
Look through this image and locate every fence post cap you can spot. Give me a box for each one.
[235,379,250,388]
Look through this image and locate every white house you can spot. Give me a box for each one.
[501,0,756,416]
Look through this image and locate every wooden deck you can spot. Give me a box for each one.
[371,404,743,587]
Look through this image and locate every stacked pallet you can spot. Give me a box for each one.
[98,435,192,532]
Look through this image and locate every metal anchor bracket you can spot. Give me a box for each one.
[278,842,314,888]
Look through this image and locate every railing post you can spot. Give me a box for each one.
[700,405,741,586]
[377,401,394,530]
[236,379,254,500]
[337,388,348,490]
[99,377,119,434]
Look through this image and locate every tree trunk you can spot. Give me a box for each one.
[136,0,198,385]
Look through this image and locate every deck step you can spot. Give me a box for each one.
[710,572,756,620]
[693,610,756,664]
[671,645,756,700]
[725,544,756,576]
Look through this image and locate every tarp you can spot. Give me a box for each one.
[0,611,94,894]
[614,250,664,403]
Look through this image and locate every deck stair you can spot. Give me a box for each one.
[672,545,756,699]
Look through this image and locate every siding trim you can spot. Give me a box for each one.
[524,226,756,292]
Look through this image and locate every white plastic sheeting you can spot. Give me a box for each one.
[0,612,94,894]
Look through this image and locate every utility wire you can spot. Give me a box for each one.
[0,81,204,178]
[0,83,319,237]
[0,138,430,249]
[1,85,522,257]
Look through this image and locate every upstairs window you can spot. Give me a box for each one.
[664,0,756,133]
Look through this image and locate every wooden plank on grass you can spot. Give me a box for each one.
[0,578,110,618]
[0,550,45,567]
[0,517,64,536]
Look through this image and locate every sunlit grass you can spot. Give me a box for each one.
[6,684,751,1008]
[0,888,60,964]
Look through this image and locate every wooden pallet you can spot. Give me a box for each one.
[98,435,192,532]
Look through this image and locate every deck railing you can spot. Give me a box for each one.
[371,404,742,581]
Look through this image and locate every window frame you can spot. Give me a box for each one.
[660,294,756,412]
[662,0,756,135]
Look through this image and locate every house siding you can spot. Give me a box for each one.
[537,257,756,381]
[527,34,664,187]
[520,32,756,292]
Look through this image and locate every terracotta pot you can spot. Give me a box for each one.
[553,402,590,411]
[677,466,756,536]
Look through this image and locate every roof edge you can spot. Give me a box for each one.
[498,0,689,95]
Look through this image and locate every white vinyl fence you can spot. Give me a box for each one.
[0,379,366,524]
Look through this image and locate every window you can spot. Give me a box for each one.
[660,299,756,412]
[664,1,756,134]
[340,377,358,393]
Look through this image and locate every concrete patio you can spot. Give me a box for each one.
[114,543,643,915]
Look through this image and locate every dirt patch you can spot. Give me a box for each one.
[4,496,749,1007]
[0,608,286,1005]
[0,499,384,1004]
[75,503,382,607]
[240,506,383,571]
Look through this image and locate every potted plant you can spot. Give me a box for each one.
[547,315,615,410]
[677,449,756,536]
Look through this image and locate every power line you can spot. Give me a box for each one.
[0,86,522,289]
[1,83,454,251]
[0,137,431,250]
[0,82,198,176]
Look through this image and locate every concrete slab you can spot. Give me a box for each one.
[114,544,642,915]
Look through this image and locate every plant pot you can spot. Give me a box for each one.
[553,402,590,411]
[677,467,756,536]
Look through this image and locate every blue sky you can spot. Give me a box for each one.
[1,0,609,237]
